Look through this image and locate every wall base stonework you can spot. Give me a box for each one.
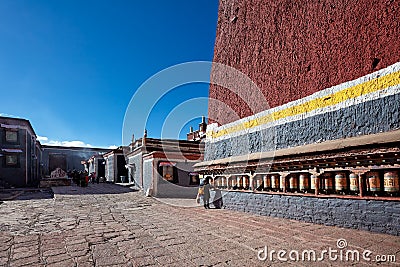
[222,191,400,236]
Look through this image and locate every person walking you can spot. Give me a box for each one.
[203,177,211,209]
[196,179,204,205]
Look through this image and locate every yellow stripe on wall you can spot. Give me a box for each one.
[209,70,400,139]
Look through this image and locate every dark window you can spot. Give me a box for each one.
[5,130,18,143]
[4,154,19,167]
[158,162,179,184]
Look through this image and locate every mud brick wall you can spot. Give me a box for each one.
[209,0,400,125]
[222,192,400,236]
[128,152,143,188]
[142,160,153,194]
[205,0,400,161]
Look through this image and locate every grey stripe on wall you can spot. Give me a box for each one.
[205,93,400,161]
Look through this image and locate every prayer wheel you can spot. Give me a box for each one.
[367,172,381,192]
[229,177,236,189]
[236,176,243,189]
[279,175,286,191]
[335,172,348,192]
[263,175,271,190]
[384,171,399,193]
[310,175,317,190]
[349,173,359,192]
[289,174,298,192]
[243,176,249,190]
[221,177,227,189]
[299,174,309,191]
[256,176,263,190]
[271,175,279,190]
[324,173,334,193]
[216,178,221,188]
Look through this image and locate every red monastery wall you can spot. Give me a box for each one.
[209,0,400,125]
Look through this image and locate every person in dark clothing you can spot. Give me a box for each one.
[213,188,223,209]
[203,177,211,209]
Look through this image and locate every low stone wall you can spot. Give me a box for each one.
[222,191,400,236]
[40,178,72,188]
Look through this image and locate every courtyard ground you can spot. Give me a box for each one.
[0,183,399,267]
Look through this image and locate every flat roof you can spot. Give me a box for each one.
[41,145,111,152]
[0,116,37,137]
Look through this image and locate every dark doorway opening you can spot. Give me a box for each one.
[97,159,105,179]
[116,155,128,183]
[49,154,67,173]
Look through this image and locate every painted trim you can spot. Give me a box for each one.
[207,62,400,142]
[197,129,400,168]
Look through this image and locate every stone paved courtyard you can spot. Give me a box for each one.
[0,183,399,267]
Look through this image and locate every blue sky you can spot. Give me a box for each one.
[0,0,219,148]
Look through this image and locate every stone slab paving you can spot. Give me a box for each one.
[0,183,399,267]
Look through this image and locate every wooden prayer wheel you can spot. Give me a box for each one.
[384,171,399,193]
[263,175,271,190]
[349,173,359,192]
[335,172,348,192]
[271,175,279,190]
[367,172,381,192]
[310,175,317,190]
[299,174,309,191]
[289,174,298,191]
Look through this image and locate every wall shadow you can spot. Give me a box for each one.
[52,183,138,195]
[0,188,54,201]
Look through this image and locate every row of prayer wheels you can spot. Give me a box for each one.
[365,171,400,194]
[213,175,251,190]
[315,171,400,195]
[212,170,399,196]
